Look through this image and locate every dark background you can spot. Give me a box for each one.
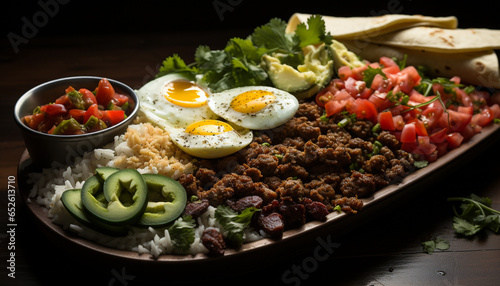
[2,0,500,51]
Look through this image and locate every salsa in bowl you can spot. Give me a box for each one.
[14,76,139,168]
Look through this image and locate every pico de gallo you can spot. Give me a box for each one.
[22,78,131,135]
[316,56,500,162]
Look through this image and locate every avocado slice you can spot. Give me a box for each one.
[328,39,366,71]
[261,43,334,100]
[137,174,188,228]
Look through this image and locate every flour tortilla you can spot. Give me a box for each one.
[342,40,500,88]
[286,13,458,39]
[286,13,500,88]
[367,26,500,53]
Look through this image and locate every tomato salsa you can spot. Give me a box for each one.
[316,56,500,162]
[22,78,131,135]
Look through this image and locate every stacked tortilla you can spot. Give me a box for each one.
[286,13,500,88]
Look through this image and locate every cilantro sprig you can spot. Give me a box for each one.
[168,215,196,252]
[447,194,500,236]
[156,15,332,92]
[215,205,260,247]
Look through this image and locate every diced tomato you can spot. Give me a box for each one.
[382,65,400,75]
[409,89,433,104]
[449,76,461,84]
[346,98,377,120]
[490,104,500,118]
[396,66,421,94]
[439,109,472,133]
[68,109,86,123]
[429,128,448,144]
[104,110,126,126]
[84,104,102,124]
[65,86,75,93]
[401,142,417,152]
[95,78,115,107]
[420,102,444,130]
[337,66,352,81]
[471,107,494,127]
[461,123,482,141]
[325,99,347,117]
[379,56,398,68]
[79,88,98,108]
[368,91,392,111]
[454,87,473,107]
[345,77,365,97]
[40,104,67,116]
[378,111,395,131]
[393,115,405,131]
[416,136,437,155]
[408,118,428,136]
[371,73,393,93]
[316,90,333,108]
[400,123,416,143]
[351,65,368,81]
[23,113,46,130]
[446,132,464,149]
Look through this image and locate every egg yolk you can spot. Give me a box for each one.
[185,120,234,136]
[230,90,276,113]
[163,80,209,108]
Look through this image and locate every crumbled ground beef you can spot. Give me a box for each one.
[178,101,415,237]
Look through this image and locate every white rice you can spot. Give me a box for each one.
[27,123,264,258]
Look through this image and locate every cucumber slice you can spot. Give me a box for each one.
[137,173,188,227]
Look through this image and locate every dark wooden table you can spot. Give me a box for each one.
[2,2,500,285]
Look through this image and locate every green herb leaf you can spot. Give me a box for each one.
[156,54,198,79]
[414,160,429,169]
[448,194,500,236]
[251,18,298,54]
[294,14,333,47]
[362,66,386,87]
[422,238,450,254]
[168,215,196,252]
[215,205,260,247]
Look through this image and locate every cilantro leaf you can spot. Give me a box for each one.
[422,238,450,254]
[156,54,198,79]
[448,194,500,236]
[168,215,196,252]
[363,66,386,87]
[251,18,298,54]
[215,205,260,247]
[295,14,333,47]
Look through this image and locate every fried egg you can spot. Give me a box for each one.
[208,86,299,130]
[137,73,218,129]
[168,119,253,159]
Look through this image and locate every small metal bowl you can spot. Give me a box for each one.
[14,76,139,168]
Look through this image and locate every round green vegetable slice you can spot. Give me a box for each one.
[81,169,148,226]
[61,189,128,236]
[137,173,188,227]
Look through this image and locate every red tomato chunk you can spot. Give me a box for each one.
[316,57,500,162]
[22,78,131,135]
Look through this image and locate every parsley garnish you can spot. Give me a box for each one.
[447,194,500,236]
[215,206,260,247]
[362,66,386,87]
[422,237,450,254]
[156,15,332,92]
[168,215,196,252]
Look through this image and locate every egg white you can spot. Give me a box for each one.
[168,123,253,159]
[137,74,218,129]
[207,86,299,130]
